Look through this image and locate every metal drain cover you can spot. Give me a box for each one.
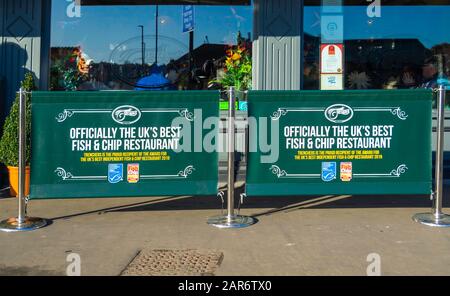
[121,249,224,276]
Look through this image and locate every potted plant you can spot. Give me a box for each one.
[210,33,252,108]
[0,73,35,197]
[211,43,252,91]
[50,46,90,91]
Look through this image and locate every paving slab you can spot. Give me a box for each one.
[0,191,449,276]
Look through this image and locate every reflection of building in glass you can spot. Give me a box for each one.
[173,43,241,90]
[49,42,249,91]
[303,33,447,90]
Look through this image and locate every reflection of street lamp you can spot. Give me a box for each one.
[138,25,145,66]
[154,5,159,65]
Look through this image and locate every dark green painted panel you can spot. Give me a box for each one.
[30,91,219,199]
[246,90,433,196]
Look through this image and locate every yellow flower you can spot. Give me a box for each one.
[77,57,89,74]
[232,53,241,61]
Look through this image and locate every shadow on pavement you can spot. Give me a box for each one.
[49,196,184,221]
[108,192,439,214]
[0,265,62,276]
[41,184,450,221]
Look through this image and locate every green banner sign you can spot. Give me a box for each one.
[246,90,433,196]
[30,91,219,199]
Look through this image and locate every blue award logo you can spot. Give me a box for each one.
[321,162,336,182]
[108,164,123,184]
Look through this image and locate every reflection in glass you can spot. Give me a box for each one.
[50,3,253,91]
[303,5,450,91]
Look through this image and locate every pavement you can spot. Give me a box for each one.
[0,185,450,276]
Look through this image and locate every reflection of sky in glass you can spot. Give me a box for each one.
[108,35,188,65]
[51,3,450,63]
[51,2,253,62]
[304,6,450,49]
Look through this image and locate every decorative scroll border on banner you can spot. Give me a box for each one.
[55,107,195,122]
[352,164,408,178]
[54,165,195,181]
[270,165,320,179]
[270,107,408,121]
[270,164,408,179]
[268,104,409,181]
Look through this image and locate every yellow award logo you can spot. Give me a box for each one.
[340,162,352,182]
[127,164,140,183]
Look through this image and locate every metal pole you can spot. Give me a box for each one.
[227,87,236,221]
[18,88,26,224]
[413,85,450,227]
[189,30,194,73]
[207,88,256,228]
[155,5,159,65]
[0,89,48,232]
[434,84,445,217]
[138,25,145,66]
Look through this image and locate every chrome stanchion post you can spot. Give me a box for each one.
[413,84,450,227]
[0,88,47,232]
[226,86,236,221]
[208,87,256,228]
[18,87,26,224]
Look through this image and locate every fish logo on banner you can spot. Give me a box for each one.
[112,105,141,125]
[108,163,123,184]
[321,162,337,182]
[324,104,353,123]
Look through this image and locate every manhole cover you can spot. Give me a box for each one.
[120,249,224,276]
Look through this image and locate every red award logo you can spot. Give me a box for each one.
[340,162,352,182]
[127,164,139,183]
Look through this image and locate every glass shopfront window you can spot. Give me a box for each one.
[303,1,450,91]
[49,1,253,91]
[50,1,450,93]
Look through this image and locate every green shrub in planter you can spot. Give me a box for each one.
[0,73,36,167]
